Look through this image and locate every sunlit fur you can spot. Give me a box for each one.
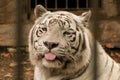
[29,5,120,80]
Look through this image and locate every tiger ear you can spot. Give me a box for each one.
[34,5,47,18]
[80,10,91,27]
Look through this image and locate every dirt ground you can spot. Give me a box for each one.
[0,46,120,80]
[0,47,33,80]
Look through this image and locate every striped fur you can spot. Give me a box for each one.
[29,5,120,80]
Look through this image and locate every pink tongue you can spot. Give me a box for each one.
[45,53,56,61]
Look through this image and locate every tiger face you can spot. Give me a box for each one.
[29,5,91,69]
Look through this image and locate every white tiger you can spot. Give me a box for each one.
[28,5,120,80]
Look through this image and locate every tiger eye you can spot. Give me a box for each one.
[42,27,47,31]
[63,31,71,35]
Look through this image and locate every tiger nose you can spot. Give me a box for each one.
[43,41,59,50]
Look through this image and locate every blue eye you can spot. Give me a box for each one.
[42,27,47,31]
[63,31,71,35]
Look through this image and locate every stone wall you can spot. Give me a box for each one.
[0,0,17,24]
[102,0,118,17]
[0,0,120,46]
[0,0,29,46]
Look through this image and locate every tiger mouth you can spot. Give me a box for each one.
[44,55,64,62]
[39,53,65,63]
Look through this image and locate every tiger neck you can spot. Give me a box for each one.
[61,62,89,80]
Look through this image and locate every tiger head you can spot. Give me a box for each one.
[29,5,92,69]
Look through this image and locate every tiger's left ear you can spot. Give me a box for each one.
[34,5,48,18]
[80,10,91,27]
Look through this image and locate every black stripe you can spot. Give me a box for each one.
[65,20,71,28]
[71,34,81,54]
[70,37,76,42]
[75,21,80,31]
[70,32,76,42]
[76,27,79,31]
[58,20,65,29]
[34,40,38,50]
[61,63,89,80]
[36,29,43,37]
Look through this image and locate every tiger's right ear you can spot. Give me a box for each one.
[34,5,47,18]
